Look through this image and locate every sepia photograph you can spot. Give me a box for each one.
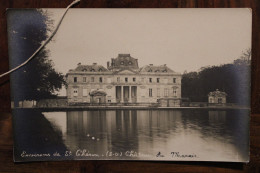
[7,8,251,162]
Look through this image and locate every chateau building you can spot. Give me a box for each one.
[66,54,182,106]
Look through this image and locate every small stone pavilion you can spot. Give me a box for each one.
[208,89,227,104]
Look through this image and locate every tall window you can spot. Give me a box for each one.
[133,77,136,82]
[73,88,78,96]
[149,88,153,97]
[99,77,103,83]
[74,77,77,83]
[173,78,176,83]
[83,88,88,96]
[117,77,120,82]
[173,89,177,97]
[149,78,152,83]
[91,77,94,82]
[157,88,160,97]
[157,78,160,83]
[83,77,86,82]
[125,77,128,83]
[164,88,169,97]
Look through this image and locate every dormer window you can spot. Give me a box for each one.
[148,69,152,72]
[155,70,159,72]
[82,68,87,72]
[90,69,95,72]
[128,61,132,65]
[120,61,124,65]
[162,69,167,72]
[98,68,103,72]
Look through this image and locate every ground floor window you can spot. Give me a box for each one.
[83,88,88,96]
[149,88,153,97]
[173,89,177,97]
[157,88,160,97]
[164,88,169,97]
[73,88,78,97]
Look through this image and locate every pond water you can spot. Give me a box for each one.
[43,109,249,162]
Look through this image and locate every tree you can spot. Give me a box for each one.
[181,50,251,105]
[234,48,251,65]
[8,9,65,104]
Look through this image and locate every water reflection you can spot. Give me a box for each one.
[43,109,249,161]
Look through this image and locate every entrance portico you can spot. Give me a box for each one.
[116,86,137,103]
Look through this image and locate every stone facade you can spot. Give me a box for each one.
[66,54,182,106]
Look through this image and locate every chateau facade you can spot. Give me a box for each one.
[66,54,182,106]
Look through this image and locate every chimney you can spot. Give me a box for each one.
[93,63,97,65]
[107,61,110,68]
[150,64,153,66]
[77,62,81,66]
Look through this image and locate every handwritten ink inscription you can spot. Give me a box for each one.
[156,152,165,157]
[20,150,197,160]
[171,152,197,158]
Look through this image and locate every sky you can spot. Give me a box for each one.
[45,8,252,75]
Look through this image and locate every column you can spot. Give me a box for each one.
[121,86,124,103]
[129,86,132,103]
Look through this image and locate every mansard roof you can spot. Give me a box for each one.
[208,89,227,97]
[72,63,108,72]
[67,54,181,75]
[139,64,175,73]
[108,54,139,70]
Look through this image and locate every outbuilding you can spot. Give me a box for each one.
[208,89,227,104]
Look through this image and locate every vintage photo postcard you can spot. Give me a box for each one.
[7,8,251,162]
